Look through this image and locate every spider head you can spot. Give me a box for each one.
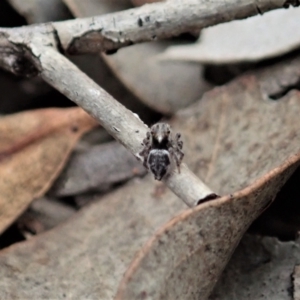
[150,123,171,145]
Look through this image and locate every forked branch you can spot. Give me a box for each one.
[0,0,298,205]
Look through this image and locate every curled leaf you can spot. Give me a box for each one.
[116,155,299,299]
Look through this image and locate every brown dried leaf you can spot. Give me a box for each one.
[0,58,300,299]
[161,8,300,64]
[63,0,210,114]
[0,107,98,234]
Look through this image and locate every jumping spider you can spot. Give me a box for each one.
[139,123,184,181]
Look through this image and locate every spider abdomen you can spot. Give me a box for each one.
[147,149,171,181]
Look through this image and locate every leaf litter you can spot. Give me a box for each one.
[1,54,300,299]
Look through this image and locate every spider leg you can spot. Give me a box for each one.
[174,132,184,164]
[139,131,151,168]
[169,147,181,173]
[175,133,182,147]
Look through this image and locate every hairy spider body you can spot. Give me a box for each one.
[139,123,184,181]
[147,149,171,180]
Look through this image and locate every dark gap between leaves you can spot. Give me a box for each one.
[204,63,254,86]
[0,0,26,27]
[249,166,300,241]
[204,49,300,87]
[59,196,78,209]
[0,224,25,250]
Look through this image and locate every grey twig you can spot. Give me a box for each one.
[0,0,296,58]
[39,45,214,207]
[52,0,293,55]
[0,0,296,75]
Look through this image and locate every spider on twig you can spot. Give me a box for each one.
[139,123,184,181]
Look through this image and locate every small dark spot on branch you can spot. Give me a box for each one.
[152,35,157,40]
[145,16,150,22]
[155,21,161,28]
[52,26,64,54]
[197,193,220,205]
[137,18,143,27]
[13,55,39,77]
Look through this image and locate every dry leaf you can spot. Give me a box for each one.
[116,156,298,299]
[210,235,300,300]
[63,0,210,114]
[161,8,300,64]
[0,107,98,234]
[1,57,300,299]
[50,141,146,197]
[0,176,187,299]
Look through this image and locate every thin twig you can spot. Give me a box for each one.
[52,0,295,55]
[38,45,214,206]
[0,0,297,75]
